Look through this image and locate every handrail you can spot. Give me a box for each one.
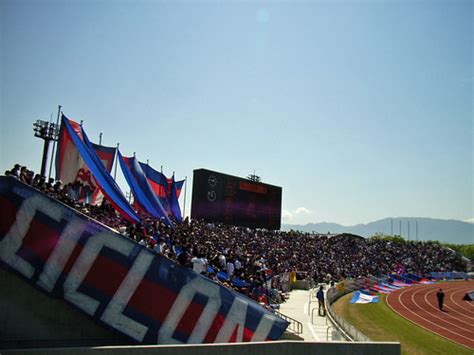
[275,310,303,335]
[311,307,319,324]
[326,284,372,342]
[326,325,337,341]
[308,286,317,315]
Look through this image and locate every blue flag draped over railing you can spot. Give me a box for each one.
[57,114,139,223]
[118,152,172,226]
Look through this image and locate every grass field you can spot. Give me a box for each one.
[332,293,471,355]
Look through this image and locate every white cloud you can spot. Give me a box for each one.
[282,209,293,221]
[295,207,310,215]
[282,207,312,223]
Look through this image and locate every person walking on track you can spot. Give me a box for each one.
[436,288,445,311]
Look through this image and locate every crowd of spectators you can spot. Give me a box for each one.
[4,164,471,306]
[5,164,124,229]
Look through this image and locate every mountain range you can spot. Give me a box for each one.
[282,217,473,245]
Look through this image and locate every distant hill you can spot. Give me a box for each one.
[282,217,473,245]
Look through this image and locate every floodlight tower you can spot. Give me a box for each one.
[33,120,59,177]
[247,169,261,182]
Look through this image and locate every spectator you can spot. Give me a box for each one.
[4,164,470,303]
[316,285,325,316]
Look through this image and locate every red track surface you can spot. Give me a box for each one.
[386,281,474,350]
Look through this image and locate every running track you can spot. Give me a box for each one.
[386,281,474,350]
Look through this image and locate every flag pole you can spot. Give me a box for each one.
[99,132,102,145]
[183,175,187,219]
[113,143,120,180]
[48,105,61,180]
[170,171,175,209]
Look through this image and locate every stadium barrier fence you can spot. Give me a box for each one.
[326,279,372,342]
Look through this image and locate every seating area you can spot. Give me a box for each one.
[4,164,471,309]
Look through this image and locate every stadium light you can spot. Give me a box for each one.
[247,171,261,182]
[33,120,59,177]
[247,174,262,182]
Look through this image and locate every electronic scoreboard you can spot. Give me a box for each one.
[191,169,282,230]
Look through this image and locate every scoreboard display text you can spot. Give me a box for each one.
[191,169,282,230]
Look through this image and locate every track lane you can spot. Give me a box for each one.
[387,281,474,350]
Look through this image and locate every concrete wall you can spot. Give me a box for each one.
[2,341,401,355]
[0,266,400,354]
[291,280,311,290]
[0,178,288,344]
[0,267,129,349]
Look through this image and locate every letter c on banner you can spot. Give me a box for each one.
[0,193,62,279]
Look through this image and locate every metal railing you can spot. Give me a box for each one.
[275,310,303,335]
[326,282,372,342]
[308,286,317,315]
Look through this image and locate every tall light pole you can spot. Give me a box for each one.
[33,120,59,177]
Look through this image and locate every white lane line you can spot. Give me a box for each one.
[307,322,321,341]
[397,285,474,343]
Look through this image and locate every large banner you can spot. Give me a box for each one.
[0,177,288,344]
[56,121,116,205]
[56,115,139,223]
[118,153,171,226]
[169,176,184,223]
[138,162,184,222]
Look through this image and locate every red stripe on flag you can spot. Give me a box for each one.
[148,180,167,198]
[57,126,72,179]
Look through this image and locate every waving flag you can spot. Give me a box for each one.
[350,291,379,304]
[174,178,184,199]
[371,284,393,294]
[56,125,116,205]
[118,153,172,226]
[169,176,184,222]
[56,114,139,223]
[139,162,184,222]
[139,162,170,211]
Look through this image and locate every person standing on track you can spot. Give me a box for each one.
[436,288,445,311]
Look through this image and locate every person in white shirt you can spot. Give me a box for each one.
[219,253,226,269]
[226,259,235,278]
[234,258,242,271]
[191,254,207,274]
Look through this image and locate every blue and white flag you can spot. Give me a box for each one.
[350,291,379,304]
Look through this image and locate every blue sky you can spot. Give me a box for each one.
[1,0,472,226]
